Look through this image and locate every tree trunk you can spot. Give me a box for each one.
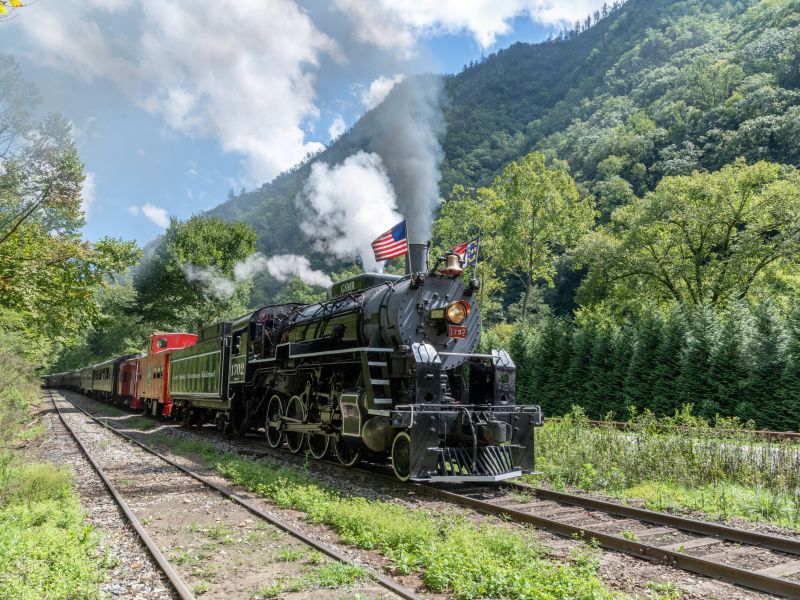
[522,239,534,318]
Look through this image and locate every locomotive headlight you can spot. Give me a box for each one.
[446,301,470,324]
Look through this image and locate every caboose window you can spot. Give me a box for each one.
[158,337,168,349]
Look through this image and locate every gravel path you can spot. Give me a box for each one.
[39,394,176,600]
[48,390,403,600]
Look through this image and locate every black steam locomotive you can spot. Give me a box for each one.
[172,243,543,482]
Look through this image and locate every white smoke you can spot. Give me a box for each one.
[181,263,237,299]
[184,251,331,298]
[300,151,402,271]
[364,75,445,243]
[265,254,333,287]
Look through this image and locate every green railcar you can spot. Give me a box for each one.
[169,321,231,411]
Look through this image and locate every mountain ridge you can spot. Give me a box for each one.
[207,0,800,307]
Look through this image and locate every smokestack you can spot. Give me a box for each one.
[406,243,428,274]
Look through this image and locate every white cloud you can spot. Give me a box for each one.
[13,0,341,183]
[135,0,340,182]
[140,203,170,228]
[127,205,140,216]
[359,74,406,109]
[328,115,346,141]
[80,172,96,215]
[334,0,607,56]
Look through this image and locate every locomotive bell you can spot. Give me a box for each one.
[440,252,464,276]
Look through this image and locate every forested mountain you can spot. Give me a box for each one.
[211,0,799,306]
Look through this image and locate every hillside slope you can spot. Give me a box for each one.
[209,0,800,306]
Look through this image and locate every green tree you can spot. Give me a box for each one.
[133,216,257,331]
[708,305,750,419]
[623,310,663,411]
[490,153,596,317]
[746,301,787,429]
[677,307,718,418]
[578,160,800,312]
[780,306,800,431]
[0,57,140,346]
[649,306,686,417]
[583,323,616,419]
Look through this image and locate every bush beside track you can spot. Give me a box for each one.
[534,407,800,530]
[0,351,105,599]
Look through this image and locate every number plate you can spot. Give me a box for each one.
[448,325,468,339]
[430,308,445,319]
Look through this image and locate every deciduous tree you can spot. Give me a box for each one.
[578,160,800,311]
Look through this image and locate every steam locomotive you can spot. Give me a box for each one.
[45,244,543,482]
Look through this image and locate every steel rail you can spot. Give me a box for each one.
[524,485,800,556]
[58,391,423,600]
[412,484,800,599]
[49,391,196,600]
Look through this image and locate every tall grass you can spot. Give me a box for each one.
[535,406,800,527]
[0,335,105,599]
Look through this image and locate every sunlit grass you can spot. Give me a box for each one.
[0,462,104,599]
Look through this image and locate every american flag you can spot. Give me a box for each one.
[371,221,407,262]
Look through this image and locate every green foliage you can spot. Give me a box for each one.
[0,57,141,347]
[578,160,800,311]
[534,407,800,528]
[0,464,103,599]
[504,301,800,430]
[50,280,147,371]
[435,153,594,323]
[133,215,257,331]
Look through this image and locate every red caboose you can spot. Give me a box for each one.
[131,333,198,417]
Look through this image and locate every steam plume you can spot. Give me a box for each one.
[362,75,444,243]
[183,252,331,299]
[299,151,402,271]
[298,74,445,271]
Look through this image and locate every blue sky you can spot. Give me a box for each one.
[1,1,603,247]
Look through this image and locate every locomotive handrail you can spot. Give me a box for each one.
[288,345,394,359]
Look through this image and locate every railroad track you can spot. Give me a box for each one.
[62,390,800,598]
[203,424,800,598]
[49,390,421,600]
[414,483,800,598]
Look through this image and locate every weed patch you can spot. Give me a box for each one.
[0,462,104,599]
[214,455,621,600]
[533,407,800,529]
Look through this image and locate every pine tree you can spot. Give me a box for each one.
[780,306,800,431]
[528,316,562,416]
[509,325,534,404]
[677,306,718,417]
[608,324,634,417]
[746,302,788,429]
[650,306,686,417]
[709,305,750,419]
[567,322,595,411]
[623,310,663,412]
[584,323,616,418]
